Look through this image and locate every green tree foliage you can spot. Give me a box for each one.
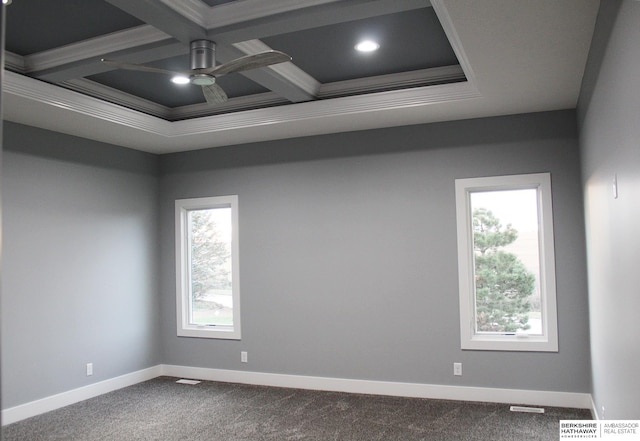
[189,209,231,300]
[473,208,535,332]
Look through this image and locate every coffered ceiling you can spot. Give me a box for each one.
[2,0,599,154]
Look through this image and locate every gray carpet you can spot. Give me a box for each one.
[2,376,591,440]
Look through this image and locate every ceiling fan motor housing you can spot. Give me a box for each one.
[191,40,215,70]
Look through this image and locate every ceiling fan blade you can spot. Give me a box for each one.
[101,59,184,76]
[200,51,292,77]
[201,83,228,104]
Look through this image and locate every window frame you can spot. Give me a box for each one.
[175,195,241,340]
[455,173,558,352]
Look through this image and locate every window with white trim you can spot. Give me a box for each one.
[455,173,558,352]
[175,195,240,339]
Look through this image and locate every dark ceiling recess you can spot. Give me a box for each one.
[5,0,143,55]
[263,8,458,84]
[4,1,464,120]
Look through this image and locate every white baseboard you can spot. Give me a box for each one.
[160,364,593,410]
[2,364,593,425]
[1,366,161,426]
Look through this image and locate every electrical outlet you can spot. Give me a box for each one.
[241,351,248,363]
[86,362,93,376]
[453,362,462,376]
[601,405,605,420]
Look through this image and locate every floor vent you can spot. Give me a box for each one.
[510,406,545,413]
[176,379,201,385]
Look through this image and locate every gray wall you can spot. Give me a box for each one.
[0,108,593,409]
[0,122,161,408]
[577,0,640,420]
[159,110,591,393]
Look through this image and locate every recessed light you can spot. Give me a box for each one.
[171,75,190,85]
[355,40,380,53]
[2,0,13,5]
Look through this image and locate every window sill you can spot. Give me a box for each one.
[462,334,558,352]
[177,326,241,340]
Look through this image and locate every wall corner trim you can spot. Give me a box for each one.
[590,396,600,420]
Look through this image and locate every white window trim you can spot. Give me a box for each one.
[455,173,558,352]
[175,195,241,340]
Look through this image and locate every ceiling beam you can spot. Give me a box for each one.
[224,40,320,101]
[105,0,317,103]
[35,42,187,84]
[163,0,345,29]
[21,25,184,82]
[105,0,208,44]
[24,26,170,73]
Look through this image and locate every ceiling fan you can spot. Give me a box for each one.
[101,40,292,105]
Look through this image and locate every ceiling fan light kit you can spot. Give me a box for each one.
[190,74,216,86]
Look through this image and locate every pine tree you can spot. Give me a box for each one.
[473,208,535,332]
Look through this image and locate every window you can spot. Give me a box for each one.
[175,196,240,339]
[455,173,558,351]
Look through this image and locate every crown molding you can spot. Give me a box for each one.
[5,51,25,73]
[57,66,465,122]
[318,65,465,98]
[61,78,172,119]
[3,69,481,152]
[61,77,292,121]
[170,93,289,120]
[430,0,477,88]
[3,71,172,136]
[168,80,481,137]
